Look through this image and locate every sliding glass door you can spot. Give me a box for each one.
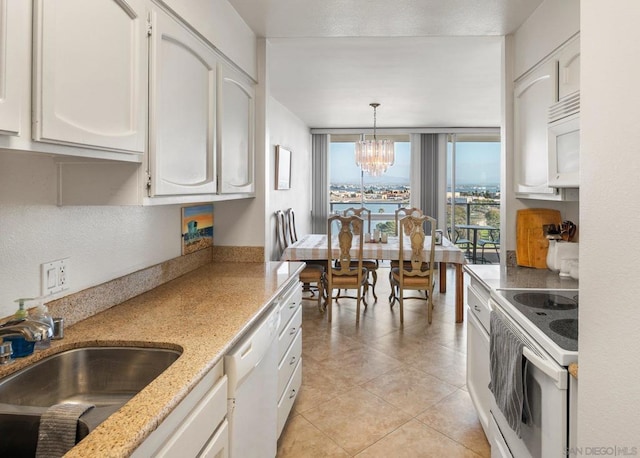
[446,134,501,262]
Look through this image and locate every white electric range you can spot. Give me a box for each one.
[488,288,578,458]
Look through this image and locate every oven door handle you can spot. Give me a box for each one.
[522,347,567,390]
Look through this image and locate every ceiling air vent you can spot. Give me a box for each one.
[548,91,580,123]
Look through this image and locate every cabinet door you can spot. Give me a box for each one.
[557,36,580,100]
[149,8,217,196]
[513,62,557,196]
[218,63,255,194]
[32,0,147,153]
[0,0,26,136]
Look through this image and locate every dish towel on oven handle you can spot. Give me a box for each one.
[488,310,531,437]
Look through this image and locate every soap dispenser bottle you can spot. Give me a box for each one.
[0,298,36,357]
[14,298,28,320]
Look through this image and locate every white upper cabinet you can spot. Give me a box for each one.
[513,61,557,196]
[557,36,580,100]
[0,0,25,136]
[148,7,217,197]
[32,0,147,154]
[217,63,255,195]
[513,34,580,200]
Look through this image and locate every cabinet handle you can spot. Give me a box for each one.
[288,302,296,309]
[289,327,297,336]
[289,356,297,365]
[289,389,297,399]
[474,305,481,312]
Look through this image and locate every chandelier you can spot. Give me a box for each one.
[355,103,395,177]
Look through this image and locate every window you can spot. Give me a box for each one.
[330,134,410,234]
[446,134,501,260]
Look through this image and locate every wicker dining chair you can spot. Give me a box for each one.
[325,214,368,323]
[276,210,325,311]
[389,214,437,324]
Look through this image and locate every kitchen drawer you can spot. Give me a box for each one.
[278,305,302,363]
[467,284,492,332]
[198,418,229,458]
[278,283,302,334]
[278,328,302,398]
[277,358,302,438]
[156,375,228,457]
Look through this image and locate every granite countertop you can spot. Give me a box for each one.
[0,261,305,457]
[464,264,579,291]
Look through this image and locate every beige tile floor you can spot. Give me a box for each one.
[277,266,490,457]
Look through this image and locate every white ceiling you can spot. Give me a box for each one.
[228,0,543,129]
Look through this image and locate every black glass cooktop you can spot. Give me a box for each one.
[511,292,578,310]
[495,289,579,355]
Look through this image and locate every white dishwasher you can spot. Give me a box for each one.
[225,303,281,458]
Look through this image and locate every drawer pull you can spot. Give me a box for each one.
[288,389,297,399]
[289,356,297,366]
[289,327,297,336]
[288,303,296,309]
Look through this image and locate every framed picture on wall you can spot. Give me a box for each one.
[181,204,214,255]
[275,145,291,190]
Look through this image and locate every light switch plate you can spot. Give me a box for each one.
[41,258,69,295]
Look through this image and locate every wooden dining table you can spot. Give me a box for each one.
[281,234,468,322]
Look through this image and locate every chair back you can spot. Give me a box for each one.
[398,214,437,279]
[487,228,500,242]
[326,215,364,287]
[343,207,371,234]
[285,208,298,243]
[275,210,290,255]
[395,207,423,236]
[447,227,470,245]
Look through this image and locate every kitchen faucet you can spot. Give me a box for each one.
[0,318,53,342]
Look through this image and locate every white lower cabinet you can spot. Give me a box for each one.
[466,276,492,439]
[276,284,303,438]
[277,359,302,437]
[132,360,228,458]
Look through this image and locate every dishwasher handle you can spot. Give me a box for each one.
[225,304,281,392]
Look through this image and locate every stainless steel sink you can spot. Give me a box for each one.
[0,346,181,457]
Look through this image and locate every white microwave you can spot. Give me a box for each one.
[548,92,580,188]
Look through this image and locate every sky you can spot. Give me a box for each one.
[330,141,500,185]
[330,142,411,184]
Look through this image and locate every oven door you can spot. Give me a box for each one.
[489,300,569,458]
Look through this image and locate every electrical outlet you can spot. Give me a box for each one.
[41,258,69,295]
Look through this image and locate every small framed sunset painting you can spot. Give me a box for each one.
[181,204,214,255]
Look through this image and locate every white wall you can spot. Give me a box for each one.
[0,151,180,318]
[266,97,313,261]
[513,0,580,79]
[579,1,640,447]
